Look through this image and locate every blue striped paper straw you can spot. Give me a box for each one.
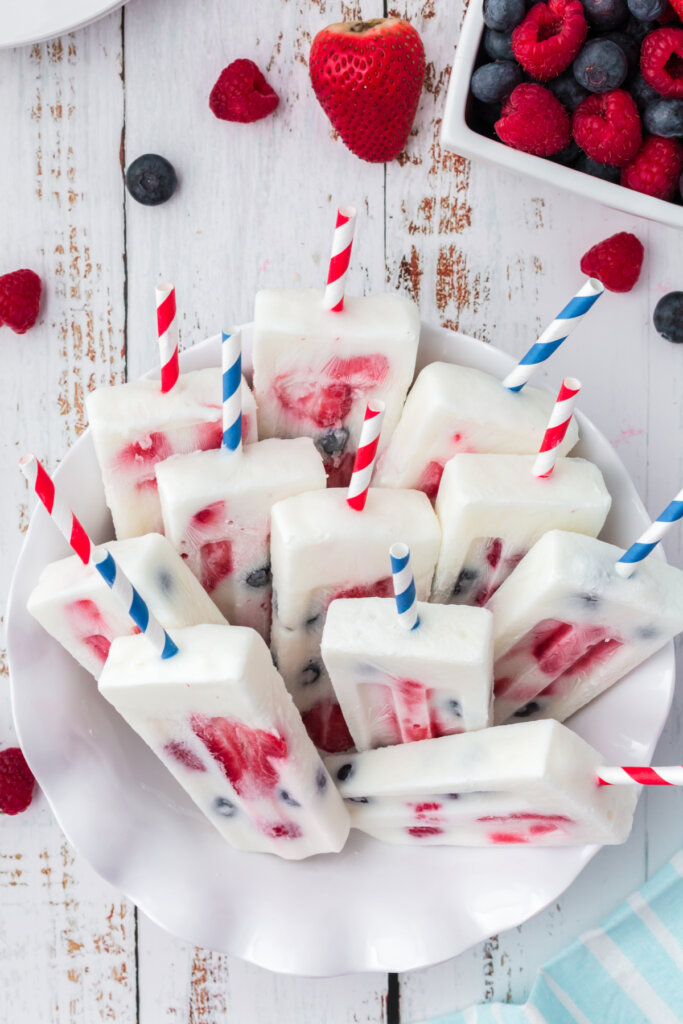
[503,278,604,392]
[615,488,683,578]
[222,328,242,452]
[95,550,179,658]
[390,542,419,631]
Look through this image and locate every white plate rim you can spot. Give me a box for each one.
[0,0,126,50]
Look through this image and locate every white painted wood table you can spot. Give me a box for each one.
[2,0,683,1020]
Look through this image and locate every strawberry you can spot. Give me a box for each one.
[309,18,426,163]
[0,747,36,815]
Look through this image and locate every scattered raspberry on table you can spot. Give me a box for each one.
[0,747,36,815]
[210,59,279,124]
[0,269,41,335]
[580,232,644,291]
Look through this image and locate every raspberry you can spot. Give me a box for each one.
[621,134,683,197]
[209,59,279,123]
[495,83,571,155]
[512,0,588,81]
[580,232,644,292]
[572,89,642,166]
[0,748,36,815]
[641,28,683,98]
[0,269,41,335]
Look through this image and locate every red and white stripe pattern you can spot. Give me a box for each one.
[156,282,180,393]
[347,401,385,512]
[323,206,356,313]
[19,454,92,563]
[597,766,683,786]
[532,377,581,478]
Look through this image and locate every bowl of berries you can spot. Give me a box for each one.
[442,0,683,228]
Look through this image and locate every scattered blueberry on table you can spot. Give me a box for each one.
[468,0,683,203]
[654,292,683,342]
[125,154,177,206]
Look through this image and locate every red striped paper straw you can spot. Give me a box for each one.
[597,766,683,786]
[346,401,385,512]
[532,377,581,478]
[20,454,92,562]
[156,282,180,393]
[323,206,356,312]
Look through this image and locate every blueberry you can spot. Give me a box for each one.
[300,661,321,686]
[336,762,354,782]
[157,570,174,594]
[471,61,523,104]
[626,17,656,46]
[575,154,621,182]
[576,591,599,604]
[644,99,683,137]
[446,793,461,800]
[483,28,515,61]
[279,789,301,807]
[448,699,463,717]
[626,0,668,18]
[654,292,683,344]
[582,0,628,29]
[315,767,328,792]
[638,625,659,640]
[246,564,271,588]
[573,40,627,93]
[125,153,177,206]
[602,32,640,76]
[552,139,581,165]
[631,74,660,111]
[213,796,237,817]
[452,568,478,598]
[305,613,320,629]
[316,427,349,456]
[549,70,589,112]
[347,796,371,804]
[483,0,525,30]
[514,701,541,718]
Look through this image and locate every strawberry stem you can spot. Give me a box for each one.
[347,19,385,33]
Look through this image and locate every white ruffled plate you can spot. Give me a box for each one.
[0,0,126,49]
[7,324,674,976]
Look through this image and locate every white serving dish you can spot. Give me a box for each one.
[7,324,674,977]
[0,0,127,49]
[442,0,683,230]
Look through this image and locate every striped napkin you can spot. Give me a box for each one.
[420,851,683,1024]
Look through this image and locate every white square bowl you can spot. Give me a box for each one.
[441,0,683,230]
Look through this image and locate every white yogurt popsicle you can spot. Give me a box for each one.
[156,437,326,642]
[321,598,493,750]
[252,289,420,486]
[99,623,350,859]
[374,362,580,501]
[86,368,258,539]
[432,455,611,605]
[324,719,637,846]
[490,529,683,724]
[27,533,227,679]
[270,488,441,752]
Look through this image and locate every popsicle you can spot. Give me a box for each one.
[489,529,683,724]
[373,362,580,500]
[432,454,611,605]
[324,719,637,846]
[86,368,258,539]
[270,489,441,752]
[156,437,326,641]
[321,595,493,750]
[252,209,420,486]
[28,533,227,678]
[99,624,351,859]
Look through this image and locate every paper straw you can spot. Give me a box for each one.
[19,454,178,659]
[156,282,180,394]
[346,401,385,512]
[221,329,242,453]
[390,542,419,631]
[323,206,356,313]
[503,279,604,392]
[597,766,683,786]
[615,488,683,578]
[532,377,581,478]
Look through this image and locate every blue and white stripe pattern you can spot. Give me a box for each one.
[419,850,683,1024]
[222,328,242,453]
[390,542,419,631]
[503,278,604,392]
[95,549,178,659]
[616,487,683,578]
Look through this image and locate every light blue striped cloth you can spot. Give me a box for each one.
[421,851,683,1024]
